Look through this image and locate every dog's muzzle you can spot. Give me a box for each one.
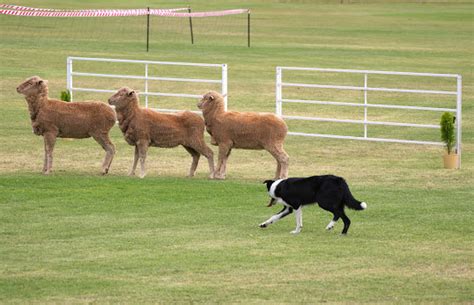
[267,197,277,207]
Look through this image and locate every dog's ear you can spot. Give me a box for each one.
[263,180,275,191]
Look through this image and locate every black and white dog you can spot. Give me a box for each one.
[259,175,367,234]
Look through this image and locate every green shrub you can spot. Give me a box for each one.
[440,112,455,154]
[60,90,71,102]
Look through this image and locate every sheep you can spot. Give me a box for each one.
[108,87,215,179]
[197,91,289,180]
[16,76,116,175]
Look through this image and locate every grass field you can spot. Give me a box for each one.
[1,0,473,303]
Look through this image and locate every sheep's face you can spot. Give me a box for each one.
[17,76,48,96]
[197,91,222,111]
[108,87,138,110]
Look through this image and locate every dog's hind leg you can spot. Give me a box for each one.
[326,215,340,231]
[290,207,303,234]
[260,206,293,228]
[339,211,351,235]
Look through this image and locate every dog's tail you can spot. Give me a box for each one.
[342,179,367,211]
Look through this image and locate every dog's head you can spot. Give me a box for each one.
[263,180,277,207]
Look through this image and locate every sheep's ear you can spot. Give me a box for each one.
[37,80,43,86]
[209,95,215,100]
[128,90,135,96]
[222,94,227,98]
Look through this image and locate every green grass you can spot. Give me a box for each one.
[1,0,473,303]
[1,175,472,303]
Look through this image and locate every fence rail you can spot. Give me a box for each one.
[66,56,228,112]
[276,66,462,167]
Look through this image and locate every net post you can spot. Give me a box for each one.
[247,9,251,48]
[146,7,150,52]
[188,6,194,44]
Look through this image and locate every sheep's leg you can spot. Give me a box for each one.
[43,132,57,175]
[129,146,139,176]
[216,143,232,180]
[42,149,48,173]
[276,147,289,179]
[92,133,115,175]
[275,162,281,180]
[279,148,290,179]
[266,145,289,179]
[183,146,200,177]
[222,148,232,177]
[191,141,215,179]
[137,141,149,179]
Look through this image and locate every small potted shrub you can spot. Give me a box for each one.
[60,90,71,102]
[440,112,458,169]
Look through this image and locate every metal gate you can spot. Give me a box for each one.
[66,56,228,111]
[276,66,462,166]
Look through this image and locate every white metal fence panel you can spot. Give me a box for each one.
[67,56,228,112]
[276,66,462,167]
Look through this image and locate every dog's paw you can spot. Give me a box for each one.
[259,223,267,228]
[325,220,337,231]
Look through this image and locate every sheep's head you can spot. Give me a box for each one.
[108,87,138,110]
[17,76,48,96]
[197,91,225,111]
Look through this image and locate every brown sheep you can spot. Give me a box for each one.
[108,87,215,179]
[16,76,116,175]
[197,91,289,180]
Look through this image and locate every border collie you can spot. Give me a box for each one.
[260,175,367,234]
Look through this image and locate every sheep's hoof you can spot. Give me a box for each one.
[102,169,109,175]
[43,171,51,175]
[139,173,146,179]
[128,171,135,177]
[214,175,225,180]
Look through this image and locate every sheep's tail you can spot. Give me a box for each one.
[342,179,367,211]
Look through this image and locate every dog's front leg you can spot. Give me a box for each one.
[290,207,303,234]
[260,206,293,228]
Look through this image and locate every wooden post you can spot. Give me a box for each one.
[146,7,150,52]
[247,9,251,48]
[188,6,194,44]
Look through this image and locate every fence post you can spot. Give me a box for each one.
[145,63,149,108]
[276,67,282,116]
[222,64,228,111]
[456,75,462,168]
[363,73,368,138]
[66,57,73,101]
